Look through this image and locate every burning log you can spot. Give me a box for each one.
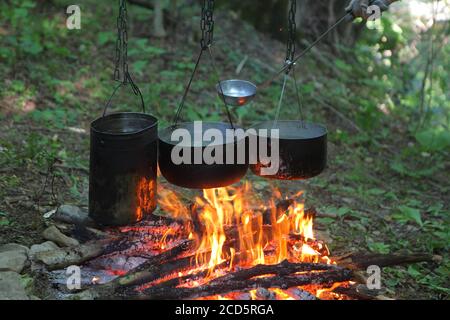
[147,260,340,291]
[114,240,194,287]
[77,249,437,300]
[137,262,353,300]
[208,260,341,284]
[146,261,230,291]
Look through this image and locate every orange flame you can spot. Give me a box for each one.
[158,187,190,221]
[158,183,330,276]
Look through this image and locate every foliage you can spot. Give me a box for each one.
[0,0,71,64]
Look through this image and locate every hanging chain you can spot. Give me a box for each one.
[104,0,146,115]
[174,0,234,129]
[286,0,297,70]
[274,0,305,126]
[200,0,215,50]
[200,0,234,128]
[174,0,217,124]
[114,0,129,84]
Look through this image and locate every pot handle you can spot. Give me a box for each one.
[102,72,146,117]
[173,47,235,129]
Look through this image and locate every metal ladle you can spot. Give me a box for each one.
[216,79,257,107]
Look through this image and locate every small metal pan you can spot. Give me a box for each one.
[249,120,327,180]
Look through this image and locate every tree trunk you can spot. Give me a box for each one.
[152,0,167,38]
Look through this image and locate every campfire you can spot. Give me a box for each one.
[152,183,341,298]
[37,181,436,300]
[57,182,353,300]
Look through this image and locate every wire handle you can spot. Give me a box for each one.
[103,72,146,117]
[208,47,235,129]
[102,0,146,117]
[273,73,288,129]
[292,66,305,127]
[173,49,204,125]
[172,47,235,129]
[273,0,305,128]
[173,0,234,129]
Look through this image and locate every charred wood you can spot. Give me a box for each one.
[139,268,353,300]
[73,240,193,299]
[333,252,439,270]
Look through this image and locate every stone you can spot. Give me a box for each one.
[29,241,60,260]
[0,271,29,300]
[53,205,93,226]
[33,242,104,270]
[0,243,29,255]
[42,225,80,247]
[0,243,29,273]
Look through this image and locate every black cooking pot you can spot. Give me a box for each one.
[89,82,158,226]
[249,120,327,180]
[159,122,249,189]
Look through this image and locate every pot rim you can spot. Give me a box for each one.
[159,121,246,146]
[249,120,327,140]
[91,112,158,137]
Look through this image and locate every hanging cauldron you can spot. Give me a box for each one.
[158,4,250,190]
[249,120,327,180]
[159,121,248,189]
[89,83,158,226]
